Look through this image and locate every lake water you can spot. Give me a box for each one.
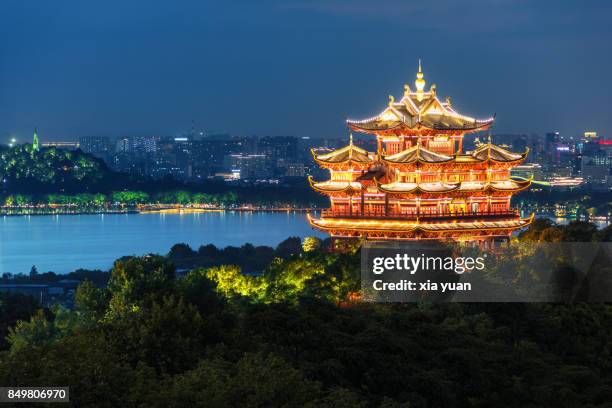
[1,212,608,275]
[0,212,326,274]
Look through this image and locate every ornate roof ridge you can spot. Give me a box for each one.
[310,141,373,165]
[307,213,536,232]
[346,64,495,133]
[381,143,454,164]
[471,143,529,162]
[375,178,532,194]
[308,176,362,194]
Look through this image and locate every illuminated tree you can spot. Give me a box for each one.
[106,255,175,319]
[302,236,322,253]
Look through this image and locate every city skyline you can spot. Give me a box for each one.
[1,0,611,141]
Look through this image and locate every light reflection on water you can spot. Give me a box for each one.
[0,212,325,274]
[0,212,608,274]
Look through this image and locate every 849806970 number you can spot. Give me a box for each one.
[0,387,69,403]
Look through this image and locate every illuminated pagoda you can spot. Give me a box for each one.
[308,62,533,243]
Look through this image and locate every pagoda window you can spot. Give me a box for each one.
[334,203,348,214]
[422,173,439,182]
[459,172,472,182]
[429,139,453,155]
[385,142,402,154]
[366,204,385,216]
[398,204,417,216]
[331,172,353,182]
[421,204,437,215]
[439,202,450,215]
[490,201,507,212]
[447,174,461,183]
[401,173,418,183]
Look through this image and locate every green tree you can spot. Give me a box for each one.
[153,353,322,407]
[75,280,109,325]
[113,295,206,374]
[562,221,598,242]
[302,236,322,253]
[106,255,176,319]
[0,292,40,350]
[204,266,265,299]
[7,310,56,354]
[175,191,191,205]
[29,265,39,278]
[275,237,303,258]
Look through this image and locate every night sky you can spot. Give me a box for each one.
[1,0,611,142]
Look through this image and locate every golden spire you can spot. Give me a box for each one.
[415,59,426,100]
[349,132,354,146]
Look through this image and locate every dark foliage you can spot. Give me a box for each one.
[168,237,303,273]
[2,223,612,406]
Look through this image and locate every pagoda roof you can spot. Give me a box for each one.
[308,177,362,194]
[381,143,454,164]
[377,181,460,194]
[471,143,529,163]
[308,214,534,233]
[311,138,373,165]
[378,178,531,194]
[347,63,494,135]
[380,143,527,166]
[458,179,532,192]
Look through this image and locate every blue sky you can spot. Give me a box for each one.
[1,0,611,141]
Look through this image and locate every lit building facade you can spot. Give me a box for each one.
[308,63,533,242]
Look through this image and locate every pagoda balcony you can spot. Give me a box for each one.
[320,208,520,221]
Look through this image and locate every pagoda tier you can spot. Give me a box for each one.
[347,62,494,138]
[309,62,532,243]
[381,143,528,166]
[309,178,531,196]
[311,136,373,171]
[376,179,532,195]
[308,214,534,241]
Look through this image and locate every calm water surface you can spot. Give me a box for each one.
[0,212,325,274]
[1,213,607,275]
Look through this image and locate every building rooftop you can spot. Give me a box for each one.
[347,62,494,135]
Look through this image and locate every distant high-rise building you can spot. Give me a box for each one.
[116,138,130,154]
[228,153,269,180]
[112,136,160,176]
[545,131,561,164]
[258,136,299,175]
[581,151,611,189]
[79,136,111,162]
[285,162,305,177]
[115,136,159,155]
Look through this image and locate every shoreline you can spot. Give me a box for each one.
[0,206,318,217]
